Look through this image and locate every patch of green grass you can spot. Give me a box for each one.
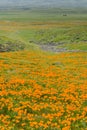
[0,35,40,52]
[0,8,87,22]
[17,29,36,43]
[59,42,87,51]
[29,27,87,47]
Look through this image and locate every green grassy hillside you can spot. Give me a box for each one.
[0,8,87,52]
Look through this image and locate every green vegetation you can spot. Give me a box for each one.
[59,42,87,51]
[0,8,87,52]
[0,36,25,52]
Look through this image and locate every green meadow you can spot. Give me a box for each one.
[0,8,87,52]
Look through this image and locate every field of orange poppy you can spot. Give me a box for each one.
[0,50,87,130]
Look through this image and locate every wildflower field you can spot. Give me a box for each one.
[0,8,87,130]
[0,50,87,130]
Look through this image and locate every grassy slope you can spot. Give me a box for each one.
[0,8,87,51]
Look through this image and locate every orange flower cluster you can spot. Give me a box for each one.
[0,51,87,130]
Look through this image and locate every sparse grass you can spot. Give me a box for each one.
[59,42,87,51]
